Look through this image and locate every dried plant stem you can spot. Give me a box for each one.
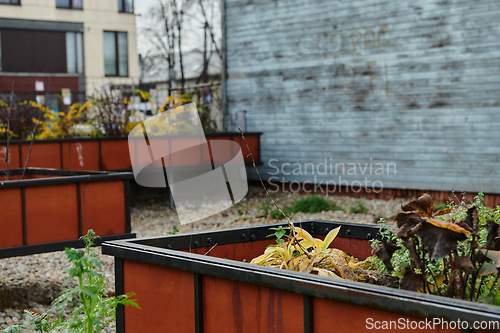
[204,243,218,256]
[421,244,442,296]
[20,112,43,180]
[459,272,466,300]
[238,127,311,258]
[5,83,14,181]
[475,275,485,301]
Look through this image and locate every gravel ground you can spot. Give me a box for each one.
[0,184,406,331]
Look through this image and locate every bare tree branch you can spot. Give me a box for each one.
[198,0,222,59]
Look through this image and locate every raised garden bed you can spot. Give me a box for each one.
[0,133,262,172]
[102,220,498,332]
[0,168,135,258]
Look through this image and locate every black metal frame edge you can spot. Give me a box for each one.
[2,168,109,176]
[194,273,204,333]
[311,220,381,240]
[0,233,135,259]
[303,295,313,333]
[115,257,125,333]
[123,220,379,250]
[0,171,134,188]
[0,133,263,145]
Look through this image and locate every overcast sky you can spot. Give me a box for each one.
[133,0,221,56]
[135,0,157,16]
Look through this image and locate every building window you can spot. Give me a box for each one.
[0,0,20,5]
[56,0,82,9]
[103,31,128,77]
[0,29,83,74]
[118,0,133,13]
[66,32,83,74]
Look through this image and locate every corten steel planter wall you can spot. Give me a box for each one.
[0,168,135,258]
[102,220,498,333]
[0,133,262,172]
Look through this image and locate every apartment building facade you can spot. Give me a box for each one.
[0,0,138,104]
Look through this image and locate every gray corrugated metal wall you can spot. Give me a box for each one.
[224,0,500,194]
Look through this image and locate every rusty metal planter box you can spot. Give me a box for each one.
[0,168,135,257]
[102,220,498,333]
[0,133,262,172]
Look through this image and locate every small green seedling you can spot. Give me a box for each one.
[169,225,180,235]
[267,226,290,244]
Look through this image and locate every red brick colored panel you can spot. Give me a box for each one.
[232,134,260,163]
[100,139,131,170]
[123,260,195,333]
[494,195,500,208]
[21,142,61,169]
[203,276,303,333]
[0,76,79,93]
[329,236,351,254]
[144,137,169,166]
[170,138,205,167]
[201,142,212,166]
[62,141,100,171]
[81,180,125,236]
[486,195,496,209]
[0,144,20,170]
[313,297,459,333]
[181,239,274,263]
[349,238,373,260]
[208,137,232,165]
[234,239,276,262]
[25,183,79,244]
[0,188,24,248]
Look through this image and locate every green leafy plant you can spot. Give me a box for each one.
[290,196,342,214]
[3,229,139,333]
[350,200,369,214]
[168,225,180,235]
[266,226,290,244]
[368,219,410,279]
[267,196,342,220]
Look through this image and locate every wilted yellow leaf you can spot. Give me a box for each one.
[321,226,341,252]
